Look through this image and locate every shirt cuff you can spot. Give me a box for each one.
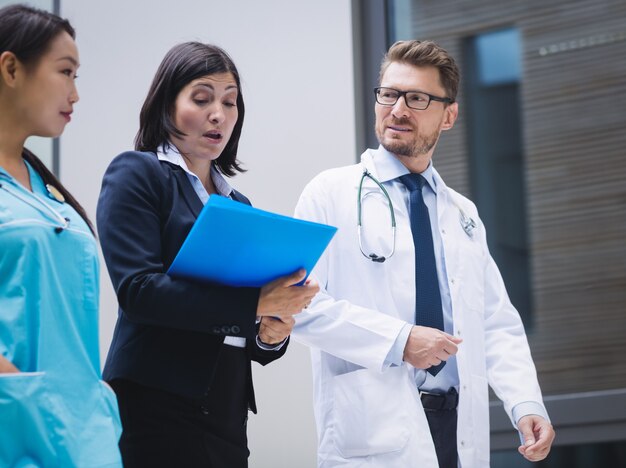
[384,323,413,367]
[256,335,288,352]
[512,401,550,426]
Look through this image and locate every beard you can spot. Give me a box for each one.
[376,117,440,158]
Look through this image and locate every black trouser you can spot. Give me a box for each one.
[421,388,459,468]
[110,346,250,468]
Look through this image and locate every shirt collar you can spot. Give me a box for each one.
[156,143,234,197]
[0,160,45,195]
[370,145,437,194]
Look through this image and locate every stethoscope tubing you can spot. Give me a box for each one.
[357,169,397,262]
[357,168,477,263]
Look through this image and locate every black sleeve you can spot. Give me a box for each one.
[247,322,290,365]
[96,151,259,337]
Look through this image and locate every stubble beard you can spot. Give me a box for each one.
[376,118,440,159]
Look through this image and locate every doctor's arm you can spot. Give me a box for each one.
[291,185,411,371]
[401,325,462,369]
[292,278,410,371]
[481,253,554,460]
[293,179,460,371]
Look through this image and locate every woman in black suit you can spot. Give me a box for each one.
[96,42,318,468]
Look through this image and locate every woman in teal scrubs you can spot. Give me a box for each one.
[0,5,122,467]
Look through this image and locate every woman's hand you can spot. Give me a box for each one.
[258,316,296,345]
[0,355,19,373]
[257,269,319,318]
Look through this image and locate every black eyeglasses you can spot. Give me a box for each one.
[374,87,453,110]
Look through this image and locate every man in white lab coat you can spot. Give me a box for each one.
[293,40,555,467]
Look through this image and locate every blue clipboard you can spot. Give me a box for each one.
[167,195,337,287]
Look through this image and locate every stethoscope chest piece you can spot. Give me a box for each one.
[459,210,477,238]
[46,184,65,203]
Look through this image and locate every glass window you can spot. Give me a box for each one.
[463,27,533,327]
[476,29,522,85]
[492,440,626,468]
[387,0,415,42]
[377,1,626,465]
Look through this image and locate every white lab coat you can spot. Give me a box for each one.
[293,149,546,467]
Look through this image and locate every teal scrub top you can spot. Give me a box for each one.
[0,161,122,467]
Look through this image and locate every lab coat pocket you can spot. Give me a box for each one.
[331,367,411,458]
[0,371,61,467]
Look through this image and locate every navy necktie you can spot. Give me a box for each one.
[399,173,445,376]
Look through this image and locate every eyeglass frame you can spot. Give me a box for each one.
[374,86,454,110]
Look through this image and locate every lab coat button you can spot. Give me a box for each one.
[441,229,446,235]
[450,278,456,284]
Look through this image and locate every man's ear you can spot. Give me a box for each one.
[0,51,21,87]
[441,102,459,131]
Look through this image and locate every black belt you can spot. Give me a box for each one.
[420,387,458,411]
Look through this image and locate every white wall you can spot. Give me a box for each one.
[59,1,356,467]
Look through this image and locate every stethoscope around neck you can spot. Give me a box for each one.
[357,168,477,263]
[357,170,396,263]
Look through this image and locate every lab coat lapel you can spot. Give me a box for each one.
[431,167,451,221]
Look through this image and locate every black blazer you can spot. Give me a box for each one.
[97,151,286,408]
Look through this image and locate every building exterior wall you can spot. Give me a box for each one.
[403,0,626,398]
[379,0,626,456]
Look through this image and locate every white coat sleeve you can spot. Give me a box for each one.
[481,247,548,424]
[291,176,409,372]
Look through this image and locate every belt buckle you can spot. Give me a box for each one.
[419,390,444,411]
[419,388,457,411]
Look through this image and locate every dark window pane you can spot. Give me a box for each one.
[463,28,533,327]
[492,440,626,468]
[476,29,522,85]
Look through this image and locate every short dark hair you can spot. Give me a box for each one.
[135,42,246,177]
[0,5,93,234]
[0,4,75,68]
[379,40,460,102]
